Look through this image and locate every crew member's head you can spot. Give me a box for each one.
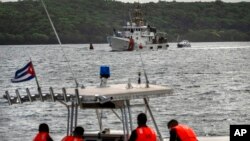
[167,119,179,129]
[137,113,147,126]
[74,126,84,137]
[39,123,49,132]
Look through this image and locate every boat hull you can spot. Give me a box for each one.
[143,43,169,50]
[110,37,130,51]
[177,44,191,48]
[177,40,191,48]
[110,36,169,51]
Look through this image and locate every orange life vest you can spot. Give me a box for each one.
[136,126,157,141]
[128,38,134,51]
[173,124,197,141]
[33,132,49,141]
[61,136,84,141]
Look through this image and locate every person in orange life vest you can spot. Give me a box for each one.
[33,123,53,141]
[168,119,198,141]
[139,43,143,49]
[128,36,134,51]
[128,113,157,141]
[61,126,84,141]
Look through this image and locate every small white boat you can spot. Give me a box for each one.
[108,3,169,51]
[177,40,191,48]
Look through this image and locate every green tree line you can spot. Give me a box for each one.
[0,0,249,44]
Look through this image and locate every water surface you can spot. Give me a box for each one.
[0,42,250,140]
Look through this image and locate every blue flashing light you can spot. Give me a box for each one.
[100,66,110,78]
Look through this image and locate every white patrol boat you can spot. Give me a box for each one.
[108,3,169,51]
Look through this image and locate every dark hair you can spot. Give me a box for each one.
[74,126,84,136]
[39,123,49,132]
[137,113,147,125]
[167,119,178,128]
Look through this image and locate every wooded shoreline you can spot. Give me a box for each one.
[0,0,249,45]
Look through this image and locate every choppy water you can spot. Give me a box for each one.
[0,42,250,141]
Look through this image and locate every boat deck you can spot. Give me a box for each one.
[163,136,228,141]
[84,130,228,141]
[197,136,229,141]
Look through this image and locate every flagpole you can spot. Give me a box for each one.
[29,58,43,101]
[34,70,41,89]
[29,58,40,89]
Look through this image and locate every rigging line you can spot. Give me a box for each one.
[40,0,80,88]
[139,51,149,88]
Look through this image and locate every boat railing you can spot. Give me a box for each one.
[4,87,72,105]
[3,87,115,106]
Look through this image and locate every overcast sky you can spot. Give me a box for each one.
[1,0,250,2]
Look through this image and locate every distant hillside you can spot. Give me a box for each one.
[0,0,250,44]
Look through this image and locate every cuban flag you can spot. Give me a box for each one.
[11,61,36,83]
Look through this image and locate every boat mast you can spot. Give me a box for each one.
[132,3,144,26]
